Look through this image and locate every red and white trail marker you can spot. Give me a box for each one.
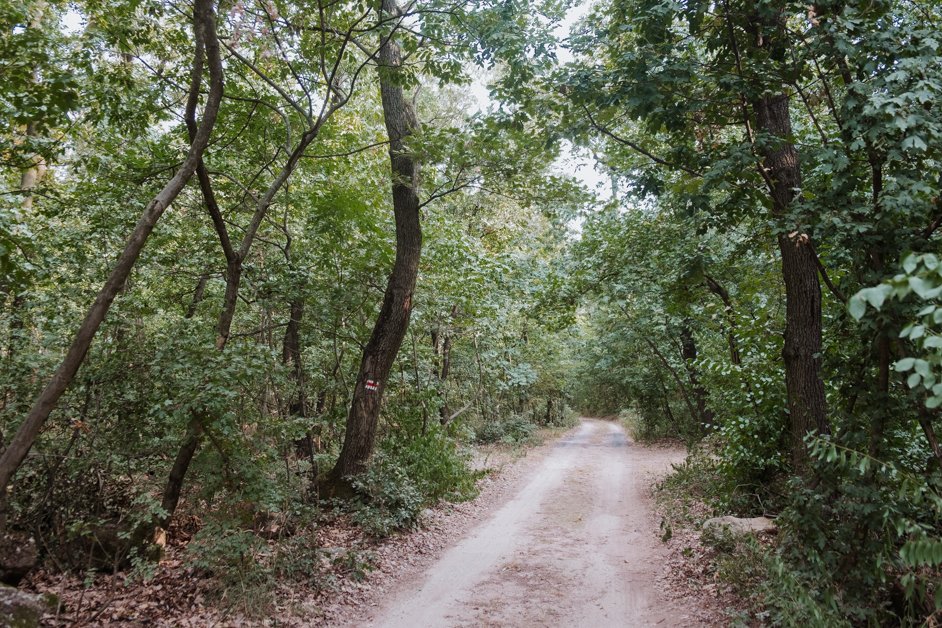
[365,379,380,393]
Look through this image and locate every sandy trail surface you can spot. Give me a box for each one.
[358,418,702,627]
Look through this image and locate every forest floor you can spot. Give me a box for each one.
[25,418,727,626]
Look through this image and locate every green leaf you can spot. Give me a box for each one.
[848,295,868,320]
[910,277,939,299]
[895,357,916,372]
[924,336,942,349]
[864,284,893,309]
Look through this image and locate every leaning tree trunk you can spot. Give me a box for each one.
[704,273,742,366]
[326,0,422,488]
[0,0,224,517]
[753,91,831,465]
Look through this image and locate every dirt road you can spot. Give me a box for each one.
[361,418,702,627]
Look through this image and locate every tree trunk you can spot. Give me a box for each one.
[704,273,742,366]
[680,321,714,429]
[18,123,46,211]
[752,91,831,465]
[326,0,422,487]
[283,298,313,459]
[0,0,224,509]
[438,333,453,424]
[185,274,209,318]
[437,304,457,424]
[283,298,306,414]
[643,336,700,426]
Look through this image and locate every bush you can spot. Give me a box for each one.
[350,425,479,536]
[475,415,537,445]
[187,520,276,613]
[351,459,425,536]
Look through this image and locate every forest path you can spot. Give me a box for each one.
[359,418,702,627]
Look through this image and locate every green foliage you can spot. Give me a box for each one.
[187,519,278,612]
[852,253,942,410]
[351,458,426,537]
[475,415,538,445]
[351,427,479,536]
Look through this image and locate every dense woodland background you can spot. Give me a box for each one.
[2,0,942,623]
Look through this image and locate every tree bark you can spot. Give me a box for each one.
[326,0,422,487]
[0,0,224,505]
[438,332,453,423]
[283,297,313,461]
[752,91,831,465]
[185,274,209,318]
[642,336,700,426]
[18,123,46,211]
[704,273,742,366]
[680,321,714,429]
[437,304,457,424]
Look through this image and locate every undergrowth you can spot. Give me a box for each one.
[657,441,942,627]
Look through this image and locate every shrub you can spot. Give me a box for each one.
[187,520,276,613]
[351,459,425,536]
[350,425,479,536]
[475,415,537,445]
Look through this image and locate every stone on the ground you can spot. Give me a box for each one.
[701,515,775,536]
[418,508,436,525]
[0,586,45,628]
[0,533,37,586]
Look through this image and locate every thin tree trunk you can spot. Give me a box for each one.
[438,333,453,423]
[185,274,209,319]
[326,0,422,487]
[18,123,46,211]
[704,274,742,366]
[283,297,315,465]
[283,298,307,415]
[642,336,700,425]
[0,0,224,511]
[680,321,714,429]
[158,12,338,521]
[437,304,457,424]
[917,406,942,469]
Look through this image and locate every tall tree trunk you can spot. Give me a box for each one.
[18,123,46,212]
[326,0,422,487]
[437,304,457,424]
[753,91,831,464]
[0,0,224,513]
[158,21,332,523]
[438,332,453,423]
[283,298,306,415]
